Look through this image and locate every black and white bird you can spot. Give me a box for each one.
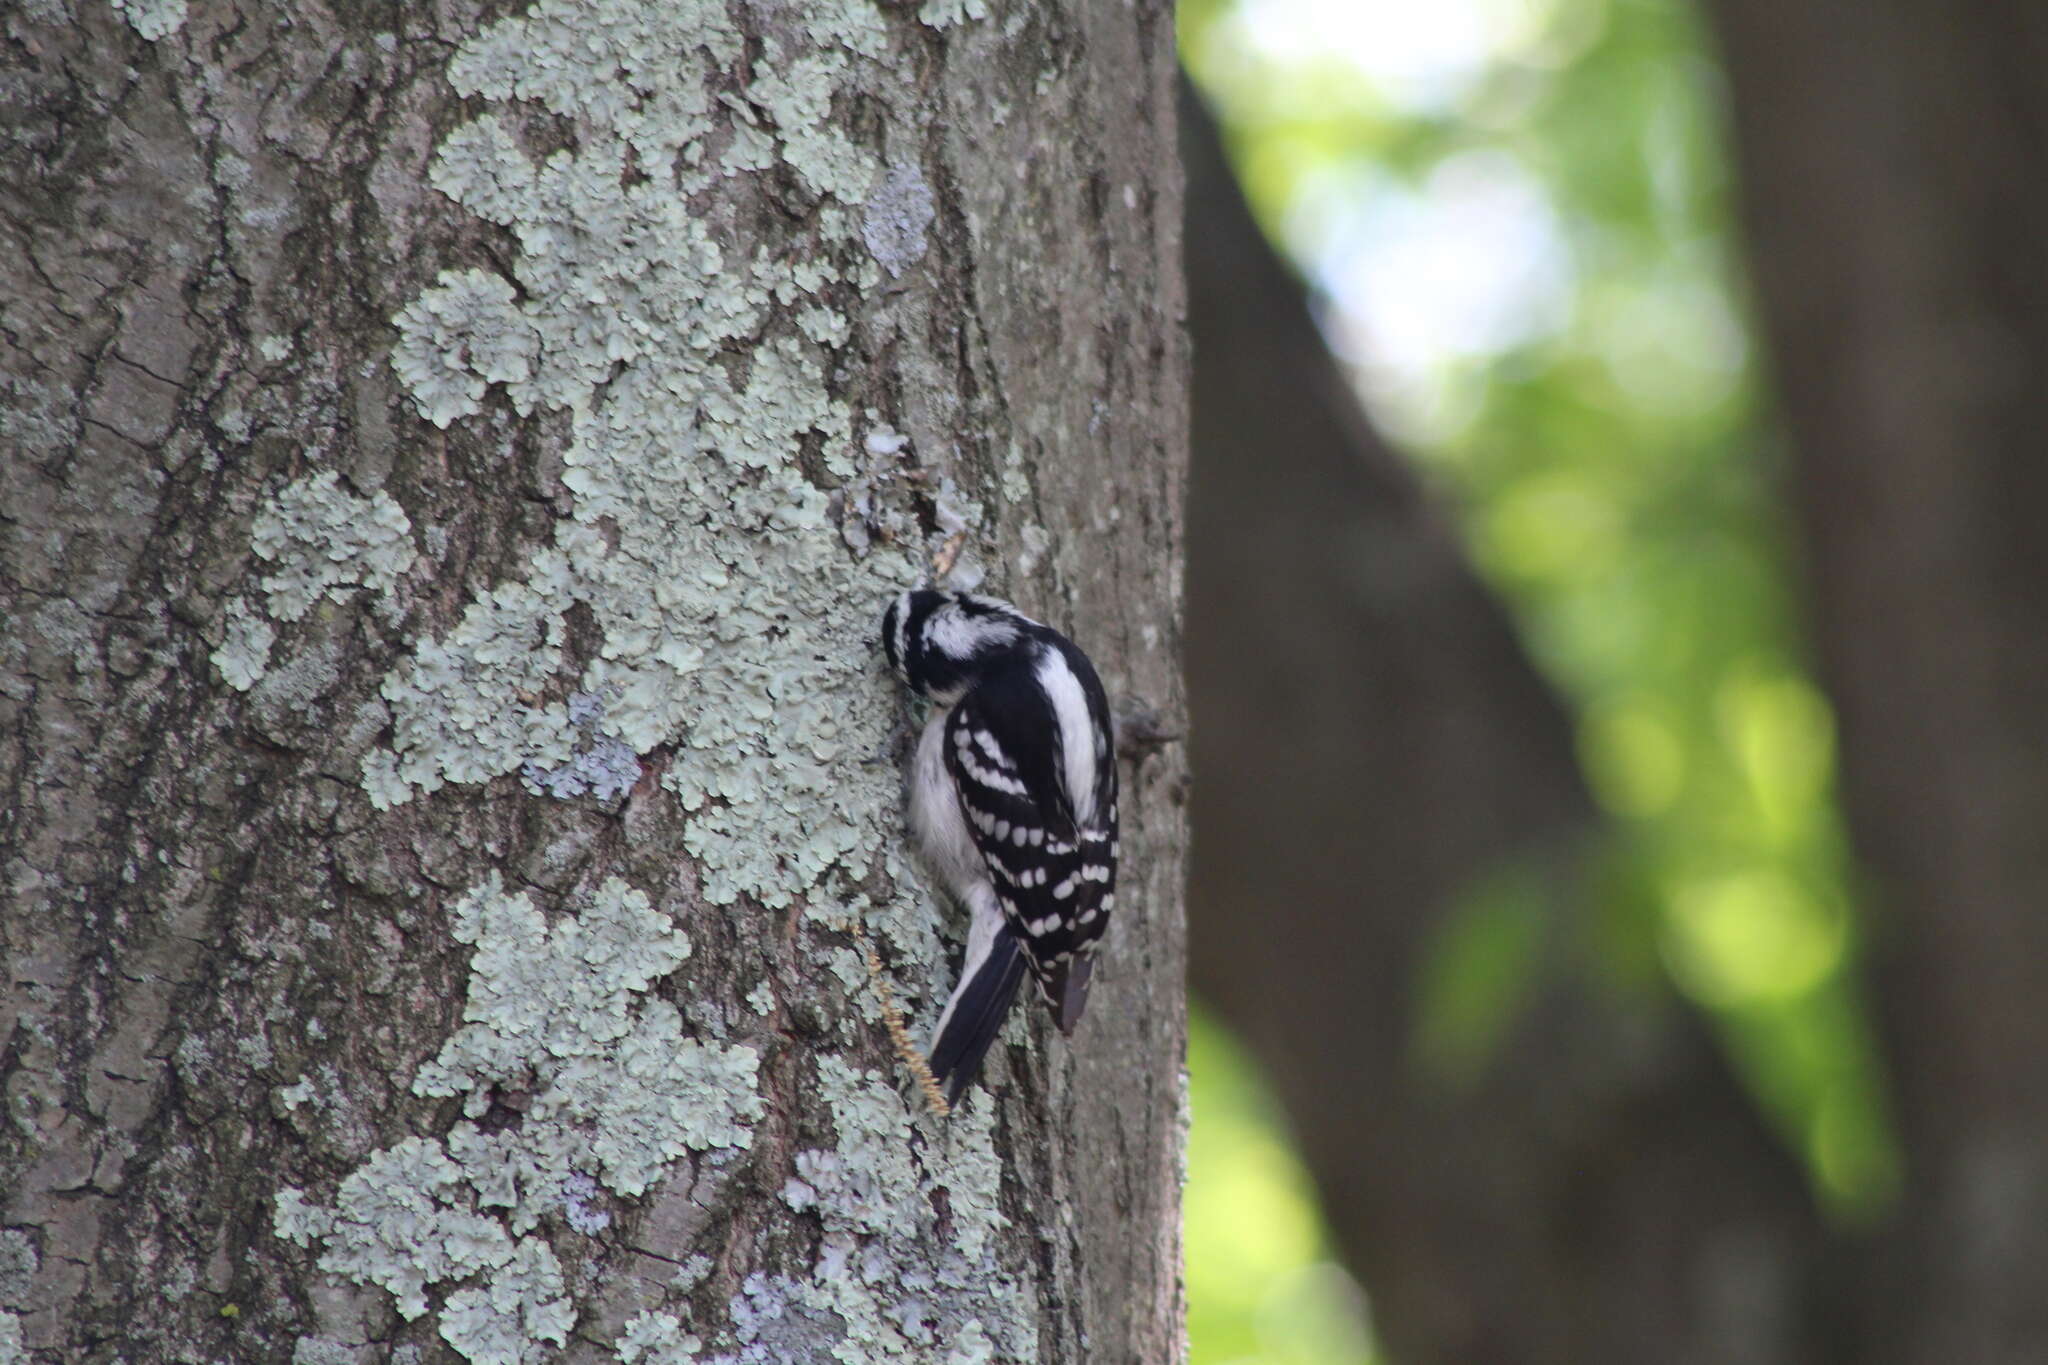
[881,590,1119,1106]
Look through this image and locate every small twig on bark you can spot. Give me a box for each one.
[853,920,951,1119]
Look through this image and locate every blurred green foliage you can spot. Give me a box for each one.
[1180,0,1901,1354]
[1186,1010,1379,1365]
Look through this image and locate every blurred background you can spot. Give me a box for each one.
[1176,1,2048,1362]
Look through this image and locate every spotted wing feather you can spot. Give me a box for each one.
[943,666,1118,1032]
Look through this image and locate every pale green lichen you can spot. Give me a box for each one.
[291,1336,359,1365]
[0,1231,36,1305]
[440,1239,576,1365]
[334,0,1047,1358]
[617,1310,702,1363]
[413,876,761,1193]
[362,0,940,934]
[747,48,880,204]
[946,1321,996,1365]
[918,0,987,29]
[1016,523,1052,577]
[0,1310,20,1365]
[111,0,186,41]
[1000,441,1032,504]
[364,535,585,807]
[391,268,538,428]
[722,120,779,174]
[280,878,762,1363]
[712,1058,1033,1364]
[272,1186,331,1245]
[211,595,274,691]
[670,1255,714,1291]
[251,471,415,623]
[809,887,939,1030]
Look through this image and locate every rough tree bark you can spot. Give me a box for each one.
[0,3,1186,1362]
[1704,4,2048,1360]
[1183,84,1826,1365]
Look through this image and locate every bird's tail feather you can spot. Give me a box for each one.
[1044,954,1094,1035]
[928,926,1029,1106]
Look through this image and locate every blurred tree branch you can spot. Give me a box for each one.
[1706,3,2048,1359]
[1183,78,1825,1364]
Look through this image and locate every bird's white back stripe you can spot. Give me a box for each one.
[1033,645,1098,825]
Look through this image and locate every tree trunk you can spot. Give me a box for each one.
[1702,3,2048,1360]
[1183,83,1825,1365]
[0,3,1187,1362]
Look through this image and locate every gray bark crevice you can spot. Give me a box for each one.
[0,3,1186,1362]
